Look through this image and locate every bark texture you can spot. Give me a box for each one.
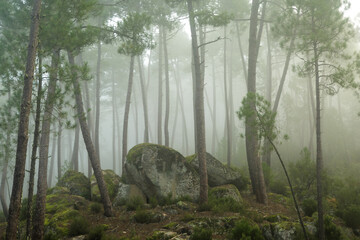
[5,1,42,238]
[67,51,113,217]
[187,0,208,204]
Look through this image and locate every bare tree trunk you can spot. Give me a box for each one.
[137,56,149,142]
[112,71,116,171]
[173,63,189,155]
[245,0,267,204]
[187,0,208,204]
[211,58,219,154]
[25,50,43,238]
[262,24,273,166]
[95,40,101,159]
[57,121,62,179]
[223,27,231,167]
[171,82,179,148]
[32,49,60,240]
[67,51,113,217]
[307,74,316,156]
[48,130,57,187]
[313,41,325,240]
[229,41,235,160]
[236,22,248,85]
[84,79,93,178]
[5,0,42,238]
[122,56,135,174]
[158,26,163,145]
[71,120,80,171]
[0,153,9,218]
[163,29,170,147]
[132,84,139,144]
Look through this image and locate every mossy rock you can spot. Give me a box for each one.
[124,144,200,201]
[44,193,88,238]
[56,170,91,199]
[209,184,243,204]
[91,169,122,202]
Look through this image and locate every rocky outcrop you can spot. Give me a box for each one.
[113,182,147,206]
[186,153,247,191]
[124,143,200,201]
[56,170,91,199]
[91,169,122,202]
[209,184,243,204]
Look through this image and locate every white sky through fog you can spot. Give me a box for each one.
[346,0,360,25]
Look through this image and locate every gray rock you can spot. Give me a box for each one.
[90,169,122,202]
[56,170,90,199]
[124,143,200,201]
[187,153,246,191]
[209,184,243,204]
[113,182,147,206]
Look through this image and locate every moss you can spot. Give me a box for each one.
[91,169,122,201]
[163,222,178,229]
[264,214,289,223]
[57,170,91,199]
[185,154,197,164]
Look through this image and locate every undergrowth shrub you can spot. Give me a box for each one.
[126,196,145,211]
[90,202,102,214]
[133,209,152,223]
[190,227,212,240]
[341,205,360,229]
[68,216,90,236]
[87,224,108,240]
[301,198,317,217]
[208,196,243,213]
[229,219,264,240]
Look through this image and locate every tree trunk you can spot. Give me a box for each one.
[5,0,42,238]
[313,41,325,240]
[122,55,135,174]
[31,49,60,240]
[132,84,139,144]
[262,24,273,167]
[245,0,267,204]
[0,153,9,219]
[25,49,43,238]
[57,121,62,179]
[48,130,57,187]
[157,26,163,145]
[95,40,101,159]
[84,76,93,178]
[163,29,170,147]
[137,56,149,143]
[67,51,113,217]
[112,71,117,171]
[223,27,231,167]
[71,120,80,171]
[187,0,208,204]
[211,58,219,154]
[236,22,248,84]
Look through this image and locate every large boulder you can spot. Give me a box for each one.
[56,170,91,199]
[124,143,200,201]
[209,184,243,204]
[187,153,247,191]
[113,182,147,206]
[91,169,122,202]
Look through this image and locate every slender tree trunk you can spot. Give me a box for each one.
[48,130,57,187]
[31,49,60,240]
[122,56,135,174]
[308,74,316,156]
[229,41,235,159]
[71,120,80,171]
[313,41,325,240]
[158,26,163,145]
[173,63,189,155]
[262,24,273,166]
[57,121,62,179]
[112,71,116,171]
[236,22,248,84]
[171,76,180,147]
[132,84,139,144]
[25,50,43,238]
[1,91,12,219]
[95,40,101,160]
[211,58,219,154]
[137,56,149,142]
[84,79,93,178]
[0,153,9,218]
[163,29,170,147]
[67,51,113,217]
[245,0,267,204]
[223,27,231,167]
[5,0,42,238]
[187,0,208,204]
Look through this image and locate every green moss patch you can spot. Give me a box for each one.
[57,170,91,199]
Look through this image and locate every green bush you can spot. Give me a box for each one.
[0,211,6,222]
[87,224,108,240]
[133,209,152,224]
[126,196,145,211]
[90,202,102,214]
[342,205,360,229]
[159,193,174,206]
[190,227,212,240]
[209,196,243,213]
[68,216,90,236]
[149,197,158,208]
[315,215,343,240]
[181,213,195,222]
[269,178,288,196]
[229,219,264,240]
[301,199,317,217]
